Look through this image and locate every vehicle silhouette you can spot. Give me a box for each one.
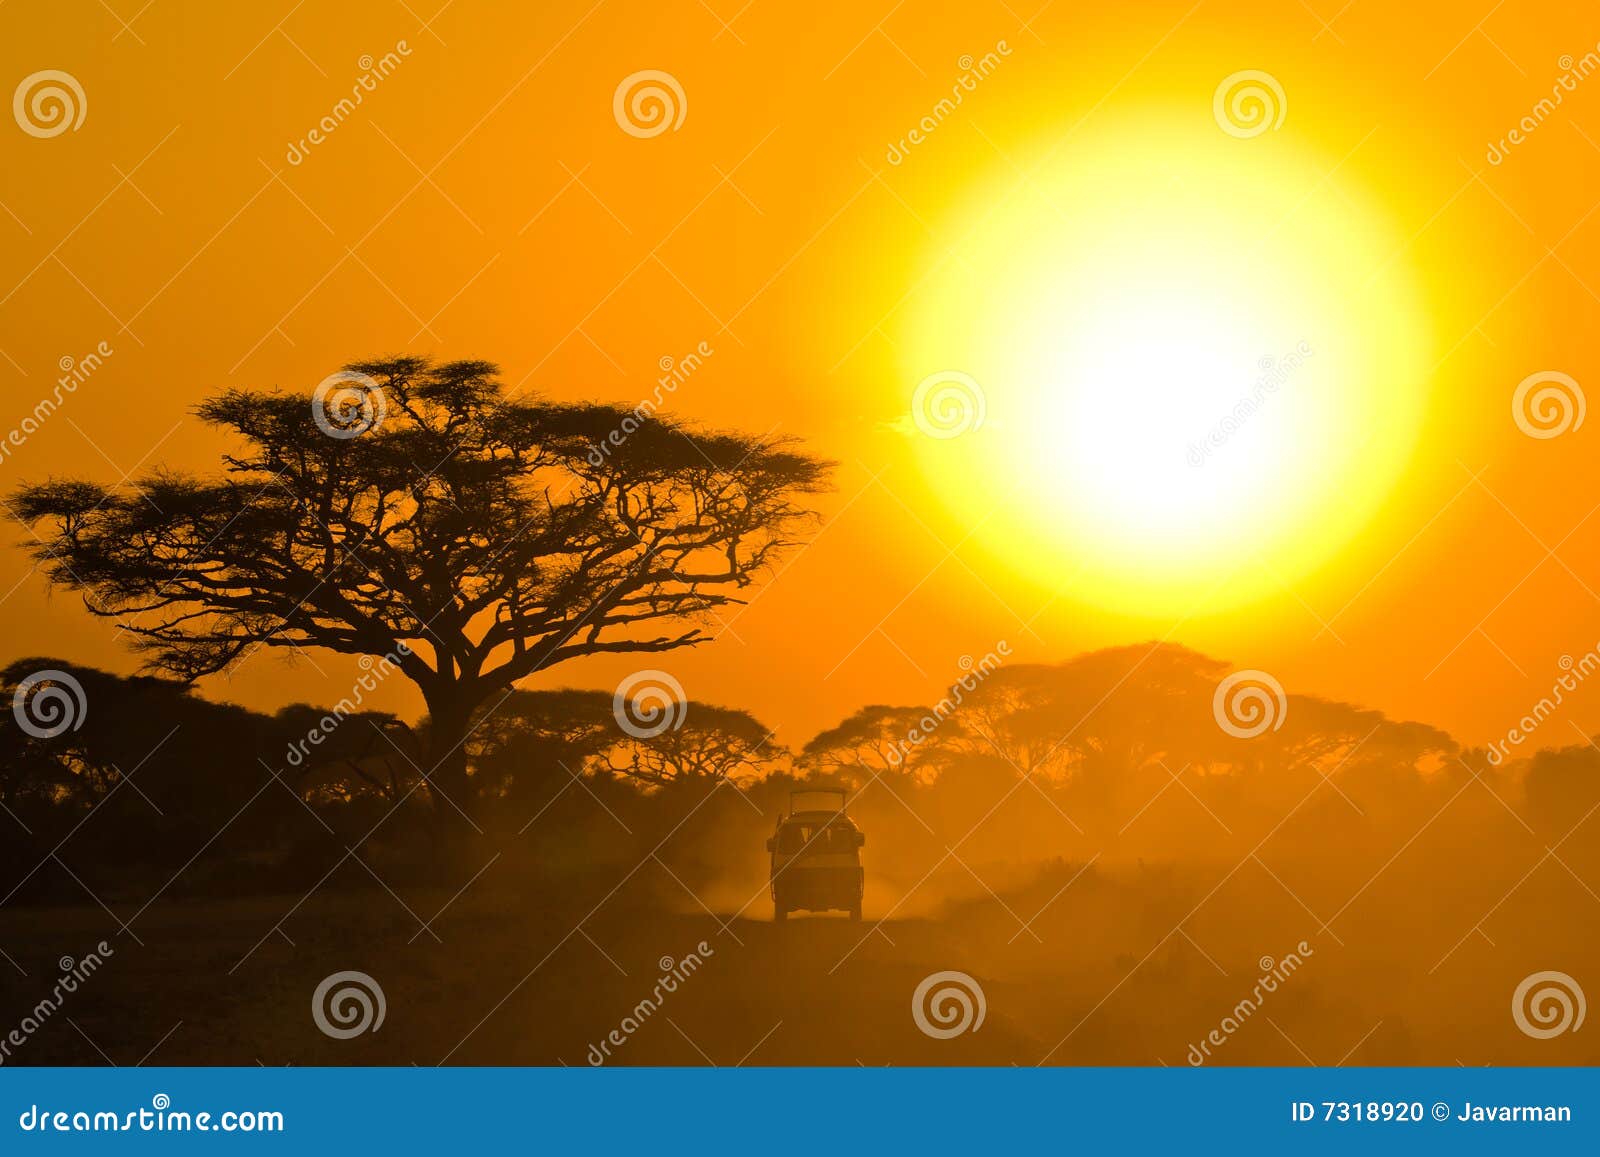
[766,788,865,922]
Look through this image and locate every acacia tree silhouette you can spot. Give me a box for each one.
[603,701,786,785]
[11,357,830,818]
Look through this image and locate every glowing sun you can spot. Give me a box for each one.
[903,113,1433,617]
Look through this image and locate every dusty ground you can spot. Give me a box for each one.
[2,852,1596,1067]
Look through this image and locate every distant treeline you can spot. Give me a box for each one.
[2,644,1596,909]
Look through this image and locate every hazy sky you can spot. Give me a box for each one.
[2,0,1598,752]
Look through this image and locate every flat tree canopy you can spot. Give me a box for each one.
[11,357,830,813]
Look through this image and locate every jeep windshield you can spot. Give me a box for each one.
[775,822,858,855]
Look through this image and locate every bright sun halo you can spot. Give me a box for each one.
[904,114,1432,618]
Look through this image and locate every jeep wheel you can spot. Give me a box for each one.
[774,901,788,924]
[848,901,862,922]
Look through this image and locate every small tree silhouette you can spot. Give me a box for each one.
[604,701,785,786]
[11,357,829,817]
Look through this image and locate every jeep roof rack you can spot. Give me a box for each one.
[787,787,849,815]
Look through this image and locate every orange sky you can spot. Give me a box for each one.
[2,0,1599,754]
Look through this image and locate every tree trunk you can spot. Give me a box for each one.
[423,693,476,823]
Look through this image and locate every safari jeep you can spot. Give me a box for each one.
[767,789,865,922]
